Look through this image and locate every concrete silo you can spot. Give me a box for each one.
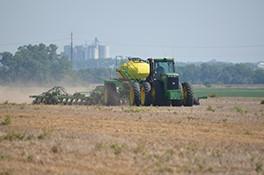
[99,45,110,59]
[88,45,99,59]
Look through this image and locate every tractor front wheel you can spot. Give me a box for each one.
[182,82,194,107]
[151,81,167,106]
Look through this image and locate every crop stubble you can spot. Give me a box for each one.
[0,97,264,175]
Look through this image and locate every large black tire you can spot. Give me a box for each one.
[129,82,141,106]
[104,83,120,106]
[151,81,167,106]
[140,82,152,106]
[182,82,194,107]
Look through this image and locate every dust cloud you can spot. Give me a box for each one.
[0,84,98,104]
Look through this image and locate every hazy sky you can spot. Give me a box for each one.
[1,0,264,62]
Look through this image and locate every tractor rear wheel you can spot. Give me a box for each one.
[140,82,152,106]
[151,81,167,106]
[104,83,120,106]
[129,82,141,106]
[182,82,194,107]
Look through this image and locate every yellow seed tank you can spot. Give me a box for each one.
[118,59,150,80]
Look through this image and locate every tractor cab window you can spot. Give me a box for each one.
[154,61,175,76]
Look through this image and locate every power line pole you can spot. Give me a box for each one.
[70,32,73,64]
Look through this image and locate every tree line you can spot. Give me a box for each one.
[0,43,263,85]
[0,44,71,84]
[176,62,264,84]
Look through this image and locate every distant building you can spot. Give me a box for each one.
[74,45,85,61]
[99,45,110,59]
[63,37,110,61]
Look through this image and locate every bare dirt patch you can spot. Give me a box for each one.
[0,97,264,174]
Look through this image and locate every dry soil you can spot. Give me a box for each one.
[0,92,264,174]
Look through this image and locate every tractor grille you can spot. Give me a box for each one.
[167,77,179,90]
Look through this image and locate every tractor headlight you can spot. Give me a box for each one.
[116,86,120,93]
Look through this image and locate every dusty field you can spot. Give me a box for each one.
[0,98,264,175]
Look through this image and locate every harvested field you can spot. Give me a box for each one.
[0,97,264,175]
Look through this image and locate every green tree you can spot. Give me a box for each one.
[254,69,264,83]
[0,43,71,84]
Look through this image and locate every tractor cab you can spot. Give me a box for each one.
[147,58,177,81]
[153,59,175,77]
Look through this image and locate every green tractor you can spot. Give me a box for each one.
[104,58,196,106]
